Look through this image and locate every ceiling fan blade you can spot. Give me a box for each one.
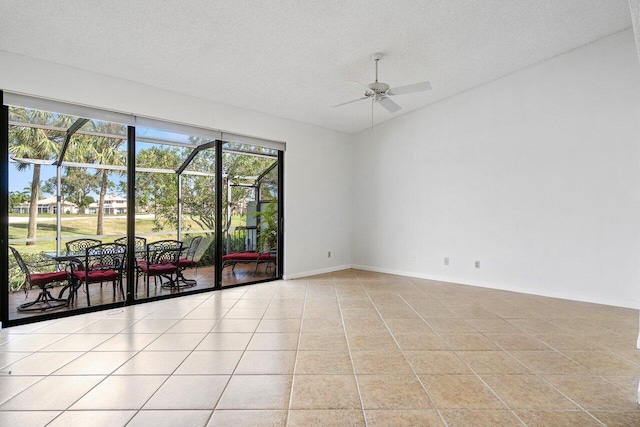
[388,81,432,96]
[378,96,401,113]
[348,81,372,91]
[331,96,369,108]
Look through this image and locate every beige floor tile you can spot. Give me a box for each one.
[425,319,476,333]
[41,333,114,351]
[481,375,579,410]
[70,375,167,410]
[247,333,299,350]
[385,318,434,333]
[590,410,640,427]
[484,333,551,350]
[208,410,287,426]
[441,410,523,426]
[165,319,219,333]
[343,318,388,334]
[1,376,103,411]
[288,410,365,426]
[0,334,69,352]
[543,374,638,411]
[531,333,601,350]
[351,350,413,374]
[457,351,529,375]
[420,375,505,410]
[144,375,229,409]
[235,350,296,375]
[92,333,160,351]
[290,375,360,409]
[233,299,271,308]
[124,319,178,334]
[183,308,228,320]
[303,306,342,319]
[4,351,83,375]
[295,351,353,374]
[263,307,304,319]
[224,308,267,319]
[301,318,345,333]
[562,350,639,376]
[365,410,444,426]
[195,332,252,351]
[76,319,137,333]
[602,375,640,396]
[393,332,451,350]
[144,333,206,351]
[217,375,292,409]
[357,375,432,409]
[507,318,568,334]
[128,410,212,427]
[0,376,42,406]
[450,307,500,319]
[405,351,472,374]
[256,319,302,333]
[0,352,30,369]
[509,351,588,375]
[377,307,421,319]
[114,351,190,375]
[211,319,260,332]
[53,351,135,375]
[341,307,380,319]
[514,410,602,426]
[338,299,373,308]
[48,410,136,427]
[0,411,60,427]
[346,332,398,351]
[439,333,500,351]
[174,351,243,375]
[464,318,522,333]
[298,333,349,351]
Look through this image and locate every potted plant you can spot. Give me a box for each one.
[254,201,278,253]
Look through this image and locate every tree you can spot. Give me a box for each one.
[9,191,29,212]
[8,108,70,244]
[43,169,100,214]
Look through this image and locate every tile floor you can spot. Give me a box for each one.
[0,269,639,426]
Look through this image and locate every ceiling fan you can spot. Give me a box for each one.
[332,53,432,114]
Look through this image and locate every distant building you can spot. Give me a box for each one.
[13,196,79,214]
[87,195,127,214]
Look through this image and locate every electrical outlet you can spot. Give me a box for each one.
[328,251,331,258]
[444,257,449,266]
[475,260,480,269]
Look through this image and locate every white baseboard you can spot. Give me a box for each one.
[351,264,640,310]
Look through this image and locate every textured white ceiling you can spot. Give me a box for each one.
[0,0,632,134]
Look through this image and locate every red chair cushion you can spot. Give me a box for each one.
[74,269,119,283]
[29,271,68,287]
[177,258,197,268]
[222,252,273,262]
[146,263,178,275]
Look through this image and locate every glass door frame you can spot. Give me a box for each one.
[1,92,284,328]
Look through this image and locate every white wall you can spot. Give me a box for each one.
[352,29,640,309]
[0,50,353,279]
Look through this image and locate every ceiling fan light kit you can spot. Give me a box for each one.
[331,52,432,116]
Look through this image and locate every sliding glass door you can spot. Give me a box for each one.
[1,92,284,327]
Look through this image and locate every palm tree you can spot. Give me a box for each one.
[85,122,126,235]
[8,108,64,245]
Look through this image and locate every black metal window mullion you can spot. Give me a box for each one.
[1,91,10,326]
[125,125,136,304]
[215,140,223,289]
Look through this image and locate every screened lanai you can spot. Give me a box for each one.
[2,93,284,326]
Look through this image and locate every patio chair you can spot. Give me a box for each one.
[138,240,183,296]
[70,243,126,306]
[175,235,202,286]
[221,250,276,275]
[66,238,102,253]
[114,236,147,289]
[10,246,70,311]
